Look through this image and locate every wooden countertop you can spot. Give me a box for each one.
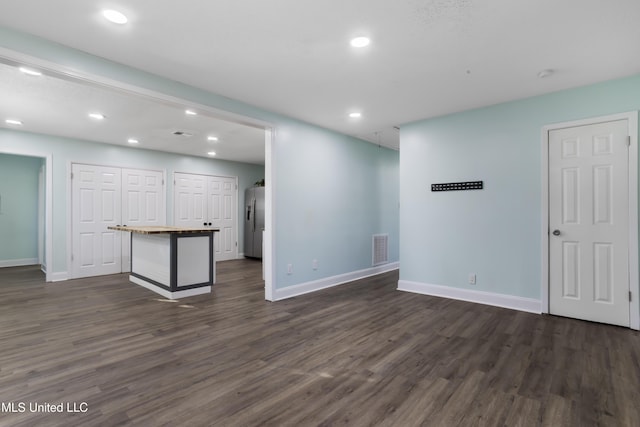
[107,225,220,234]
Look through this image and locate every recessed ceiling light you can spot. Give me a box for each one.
[5,119,23,125]
[102,9,128,25]
[350,37,370,48]
[185,109,197,116]
[207,151,217,156]
[88,113,105,120]
[19,67,42,76]
[207,136,219,142]
[349,112,362,118]
[127,138,139,144]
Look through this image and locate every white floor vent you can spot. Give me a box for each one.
[372,234,389,266]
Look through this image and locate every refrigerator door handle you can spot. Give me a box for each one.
[247,204,252,222]
[252,198,257,232]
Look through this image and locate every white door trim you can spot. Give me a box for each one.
[264,128,275,301]
[0,148,53,282]
[541,111,639,329]
[233,175,240,260]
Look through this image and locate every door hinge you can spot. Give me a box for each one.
[627,136,631,147]
[162,179,165,186]
[71,254,74,261]
[630,291,633,302]
[71,172,74,180]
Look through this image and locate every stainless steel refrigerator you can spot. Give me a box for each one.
[244,187,265,259]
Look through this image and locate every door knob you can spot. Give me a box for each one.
[552,229,561,236]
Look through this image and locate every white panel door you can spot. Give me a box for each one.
[207,176,237,261]
[549,119,629,326]
[174,172,207,227]
[72,164,122,278]
[121,168,165,272]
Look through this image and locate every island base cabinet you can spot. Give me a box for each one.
[129,231,215,299]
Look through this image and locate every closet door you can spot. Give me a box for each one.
[121,168,165,272]
[71,164,122,278]
[174,172,207,228]
[207,175,237,261]
[174,172,238,261]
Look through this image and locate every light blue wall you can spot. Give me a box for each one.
[0,153,42,263]
[0,26,400,286]
[0,129,264,271]
[275,121,399,287]
[400,73,640,300]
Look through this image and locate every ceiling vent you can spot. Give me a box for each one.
[172,130,194,137]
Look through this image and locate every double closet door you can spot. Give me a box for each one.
[71,164,165,278]
[174,172,237,261]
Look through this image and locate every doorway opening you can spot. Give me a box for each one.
[0,150,53,282]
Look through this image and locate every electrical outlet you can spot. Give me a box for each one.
[312,259,318,270]
[287,264,293,275]
[468,274,476,285]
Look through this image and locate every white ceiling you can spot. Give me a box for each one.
[0,0,639,154]
[0,60,267,164]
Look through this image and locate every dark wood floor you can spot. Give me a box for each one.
[0,261,639,426]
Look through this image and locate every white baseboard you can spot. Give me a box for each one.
[0,258,38,268]
[50,272,69,282]
[274,262,400,301]
[397,280,541,314]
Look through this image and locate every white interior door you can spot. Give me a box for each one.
[72,164,122,278]
[174,172,206,228]
[549,119,630,327]
[207,176,237,261]
[121,168,165,272]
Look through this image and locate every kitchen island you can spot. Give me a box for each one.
[108,225,220,299]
